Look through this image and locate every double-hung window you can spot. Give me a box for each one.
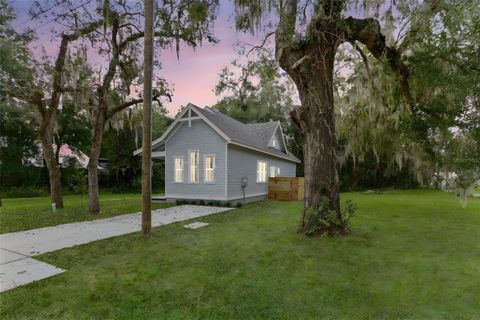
[270,166,277,178]
[174,157,183,183]
[204,155,215,183]
[189,150,199,183]
[257,160,267,183]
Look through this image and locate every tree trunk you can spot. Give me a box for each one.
[35,95,64,209]
[141,0,154,236]
[88,108,106,214]
[39,133,64,209]
[283,44,345,235]
[296,85,342,235]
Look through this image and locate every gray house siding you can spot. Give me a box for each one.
[227,144,296,201]
[165,119,227,200]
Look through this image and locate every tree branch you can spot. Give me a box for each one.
[100,14,120,93]
[107,92,167,118]
[341,17,414,111]
[246,31,275,56]
[118,30,196,52]
[352,42,370,77]
[275,0,298,65]
[107,98,144,117]
[30,91,46,119]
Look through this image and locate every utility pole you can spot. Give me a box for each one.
[142,0,154,236]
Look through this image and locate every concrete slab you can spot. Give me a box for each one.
[0,205,233,292]
[184,222,209,229]
[0,205,233,257]
[0,249,28,264]
[0,258,65,293]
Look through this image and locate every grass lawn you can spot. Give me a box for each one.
[0,193,173,233]
[1,189,479,319]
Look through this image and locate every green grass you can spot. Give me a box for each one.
[0,193,173,233]
[1,189,479,319]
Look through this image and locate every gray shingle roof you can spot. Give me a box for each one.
[191,105,300,163]
[245,122,279,146]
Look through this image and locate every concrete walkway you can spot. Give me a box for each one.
[0,205,233,292]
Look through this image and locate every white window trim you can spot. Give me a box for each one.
[257,160,268,183]
[174,156,184,183]
[188,150,199,184]
[204,154,216,184]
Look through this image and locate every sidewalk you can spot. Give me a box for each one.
[0,205,233,292]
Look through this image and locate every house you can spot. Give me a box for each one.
[24,144,105,170]
[133,103,300,202]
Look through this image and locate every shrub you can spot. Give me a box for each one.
[198,199,205,206]
[236,202,243,208]
[302,198,357,236]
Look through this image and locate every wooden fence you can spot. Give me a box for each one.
[268,177,304,201]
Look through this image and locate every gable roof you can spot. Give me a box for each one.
[245,122,279,146]
[134,103,301,163]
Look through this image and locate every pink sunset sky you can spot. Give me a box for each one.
[11,1,272,116]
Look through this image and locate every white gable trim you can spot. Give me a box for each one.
[133,103,231,156]
[267,121,288,152]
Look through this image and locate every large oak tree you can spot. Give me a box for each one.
[232,0,449,235]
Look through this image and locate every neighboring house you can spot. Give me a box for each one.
[23,144,106,170]
[133,103,300,202]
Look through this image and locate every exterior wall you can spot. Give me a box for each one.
[165,119,227,200]
[227,144,296,201]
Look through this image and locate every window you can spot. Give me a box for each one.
[189,151,199,183]
[270,166,276,178]
[257,160,267,182]
[174,157,183,183]
[271,138,277,148]
[277,167,281,175]
[204,155,215,183]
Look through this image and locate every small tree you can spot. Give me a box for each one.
[444,133,480,208]
[71,169,88,207]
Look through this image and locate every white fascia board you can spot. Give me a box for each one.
[132,106,188,156]
[152,151,165,158]
[191,107,231,143]
[267,121,289,153]
[229,141,301,163]
[133,104,211,156]
[277,121,289,153]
